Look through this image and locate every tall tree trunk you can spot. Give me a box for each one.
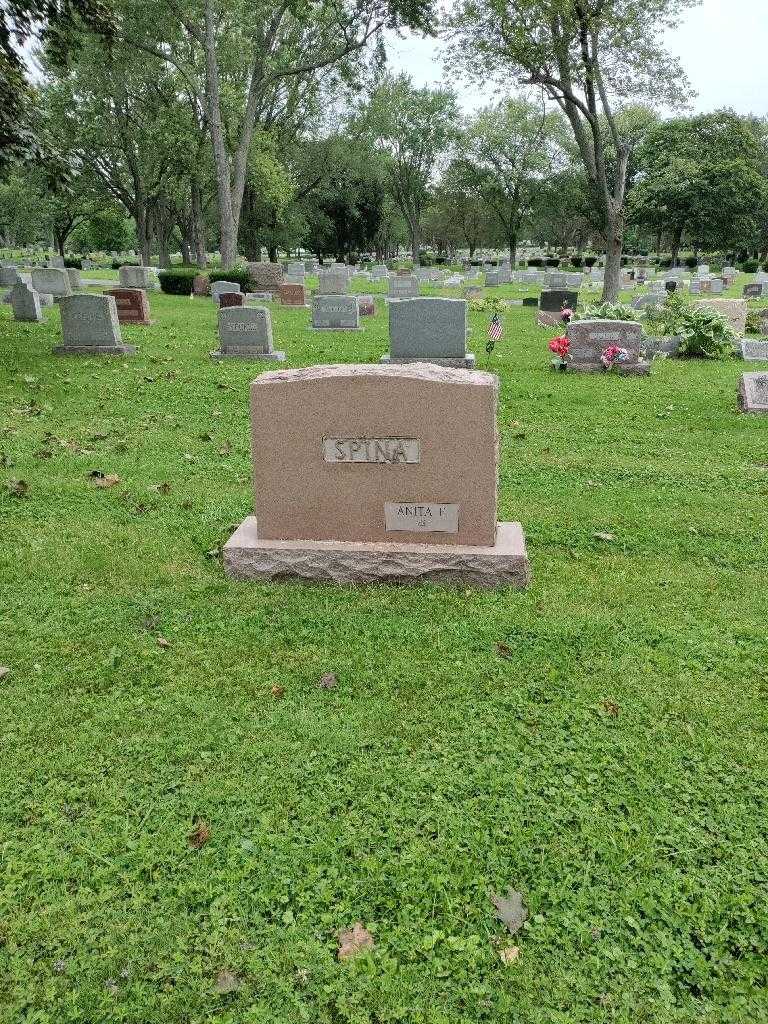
[180,236,191,264]
[670,225,683,267]
[601,209,624,302]
[508,232,517,268]
[202,0,237,266]
[410,221,420,266]
[191,179,207,268]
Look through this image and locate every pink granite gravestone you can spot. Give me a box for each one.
[224,363,530,588]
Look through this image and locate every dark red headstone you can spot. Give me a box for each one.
[219,291,245,308]
[279,283,307,306]
[193,274,210,297]
[104,288,151,325]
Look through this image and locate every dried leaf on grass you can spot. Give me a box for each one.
[490,890,528,935]
[88,471,120,488]
[188,820,210,849]
[318,672,338,690]
[0,667,10,681]
[6,479,28,497]
[499,945,520,964]
[214,969,240,994]
[338,922,375,960]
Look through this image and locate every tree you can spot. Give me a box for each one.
[0,0,114,167]
[357,73,458,263]
[452,97,564,265]
[123,0,435,266]
[427,164,490,259]
[447,0,696,299]
[630,111,768,263]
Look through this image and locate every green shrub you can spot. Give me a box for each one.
[158,267,199,296]
[571,255,583,268]
[546,257,560,267]
[209,266,252,292]
[529,257,543,267]
[64,257,82,269]
[745,309,764,335]
[741,258,759,274]
[646,293,735,358]
[112,260,139,270]
[583,256,597,268]
[575,302,642,323]
[684,256,698,269]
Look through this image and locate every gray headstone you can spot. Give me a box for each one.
[739,372,768,413]
[741,339,768,361]
[384,297,470,366]
[316,270,349,295]
[632,293,664,310]
[212,306,284,360]
[66,267,82,289]
[311,294,360,329]
[566,319,647,373]
[55,294,133,354]
[31,268,71,298]
[388,275,419,299]
[119,265,156,290]
[743,283,764,299]
[10,281,42,322]
[0,266,20,288]
[643,334,682,357]
[485,271,500,287]
[211,280,241,302]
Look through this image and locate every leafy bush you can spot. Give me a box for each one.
[112,260,139,270]
[64,257,82,269]
[658,257,673,269]
[574,302,642,322]
[528,258,543,267]
[645,292,735,358]
[583,256,597,268]
[546,257,560,267]
[571,255,583,268]
[684,256,698,269]
[741,258,759,274]
[209,266,252,292]
[159,267,199,295]
[745,309,764,335]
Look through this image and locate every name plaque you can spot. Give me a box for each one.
[323,437,420,464]
[384,502,459,533]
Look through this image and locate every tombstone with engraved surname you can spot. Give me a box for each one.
[739,371,768,412]
[388,275,419,300]
[311,294,360,330]
[222,362,530,587]
[119,265,156,290]
[212,305,284,360]
[104,287,151,324]
[219,290,245,308]
[741,339,768,361]
[54,294,135,355]
[566,319,648,374]
[211,280,241,303]
[744,283,764,298]
[279,283,308,307]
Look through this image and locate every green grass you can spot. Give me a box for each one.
[2,281,768,1024]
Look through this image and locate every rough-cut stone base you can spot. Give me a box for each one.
[380,354,476,369]
[310,326,363,331]
[223,517,530,588]
[561,360,651,376]
[53,344,137,356]
[210,349,286,360]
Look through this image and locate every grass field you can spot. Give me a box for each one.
[2,279,768,1023]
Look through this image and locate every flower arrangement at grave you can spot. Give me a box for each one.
[560,304,574,323]
[600,344,630,370]
[548,335,570,370]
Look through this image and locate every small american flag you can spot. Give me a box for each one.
[486,312,503,353]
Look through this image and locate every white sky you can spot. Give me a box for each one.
[386,0,768,117]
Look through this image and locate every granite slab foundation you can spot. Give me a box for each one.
[210,348,286,360]
[381,354,476,369]
[559,360,651,376]
[224,516,530,588]
[53,344,137,356]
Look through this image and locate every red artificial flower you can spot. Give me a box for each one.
[549,335,570,357]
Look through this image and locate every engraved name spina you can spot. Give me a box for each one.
[323,437,420,464]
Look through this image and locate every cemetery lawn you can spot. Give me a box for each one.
[2,283,768,1024]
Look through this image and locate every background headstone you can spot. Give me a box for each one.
[383,297,473,368]
[10,281,42,322]
[388,275,419,300]
[105,287,151,325]
[566,319,648,374]
[311,294,360,330]
[279,283,308,306]
[55,294,135,355]
[248,262,284,294]
[739,372,768,413]
[31,268,71,299]
[212,305,284,360]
